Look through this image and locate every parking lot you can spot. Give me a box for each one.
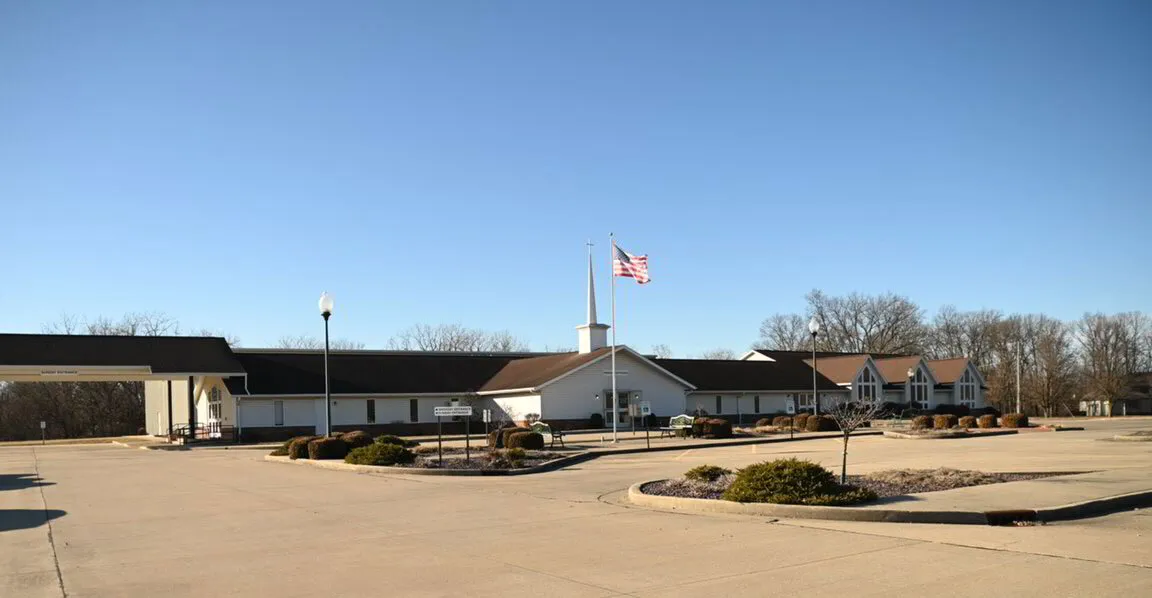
[3,419,1151,597]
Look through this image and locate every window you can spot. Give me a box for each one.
[792,393,816,410]
[909,367,930,409]
[274,400,284,426]
[754,395,760,413]
[207,387,223,421]
[958,370,977,408]
[715,395,722,414]
[855,367,878,402]
[367,399,376,424]
[409,399,419,423]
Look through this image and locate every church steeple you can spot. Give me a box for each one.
[576,241,610,353]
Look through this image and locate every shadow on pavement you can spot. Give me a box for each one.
[0,509,67,532]
[0,473,55,492]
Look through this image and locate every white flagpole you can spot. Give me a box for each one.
[610,233,618,442]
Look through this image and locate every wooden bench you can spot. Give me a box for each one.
[530,422,564,447]
[659,414,695,438]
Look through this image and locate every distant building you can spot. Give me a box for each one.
[1079,372,1152,416]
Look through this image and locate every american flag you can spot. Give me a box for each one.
[613,244,650,284]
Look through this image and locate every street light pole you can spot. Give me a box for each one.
[808,317,821,416]
[319,292,335,437]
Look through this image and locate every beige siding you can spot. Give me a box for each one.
[143,379,191,435]
[540,351,689,420]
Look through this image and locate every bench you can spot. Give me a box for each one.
[530,422,565,448]
[659,414,695,438]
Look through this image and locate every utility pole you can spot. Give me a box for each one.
[1015,341,1022,414]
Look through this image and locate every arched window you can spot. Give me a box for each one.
[909,367,930,409]
[958,369,977,407]
[855,367,878,402]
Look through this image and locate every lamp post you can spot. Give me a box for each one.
[808,317,820,416]
[318,292,334,436]
[906,367,915,416]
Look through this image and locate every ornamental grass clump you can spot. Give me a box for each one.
[1001,413,1029,428]
[375,434,419,448]
[911,415,933,430]
[933,414,959,430]
[978,414,998,429]
[721,458,876,506]
[723,460,875,506]
[958,416,977,429]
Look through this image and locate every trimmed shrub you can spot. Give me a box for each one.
[504,447,527,462]
[684,465,731,483]
[772,415,792,427]
[307,436,348,460]
[345,443,415,466]
[589,412,604,428]
[756,418,774,428]
[793,413,811,430]
[978,414,998,429]
[288,435,319,460]
[700,418,733,439]
[721,458,877,506]
[505,430,545,450]
[806,415,839,432]
[958,416,977,429]
[970,407,1002,418]
[933,414,959,430]
[340,430,373,449]
[911,415,933,430]
[1001,413,1029,428]
[375,434,419,448]
[271,435,313,457]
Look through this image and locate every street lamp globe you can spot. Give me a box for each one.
[808,317,820,335]
[318,292,334,317]
[907,367,915,379]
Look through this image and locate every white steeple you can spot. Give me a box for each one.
[576,241,610,353]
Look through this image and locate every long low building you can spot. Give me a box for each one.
[0,268,989,443]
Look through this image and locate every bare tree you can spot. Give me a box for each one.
[1077,313,1141,407]
[190,328,241,347]
[276,335,366,350]
[807,290,926,354]
[822,395,885,484]
[650,344,674,358]
[924,306,1003,365]
[698,348,736,360]
[1028,318,1077,417]
[387,324,529,352]
[756,314,810,351]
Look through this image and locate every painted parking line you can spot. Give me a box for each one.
[674,449,694,460]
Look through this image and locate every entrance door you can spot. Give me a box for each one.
[603,390,632,425]
[206,387,223,438]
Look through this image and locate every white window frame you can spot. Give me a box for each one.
[855,367,879,402]
[958,370,977,408]
[909,367,930,409]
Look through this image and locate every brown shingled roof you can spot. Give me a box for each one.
[480,347,612,391]
[927,358,969,384]
[873,356,923,384]
[803,354,869,384]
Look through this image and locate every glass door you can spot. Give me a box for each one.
[603,391,631,425]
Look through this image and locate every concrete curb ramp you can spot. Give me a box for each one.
[881,430,1018,440]
[264,452,596,476]
[627,481,1152,526]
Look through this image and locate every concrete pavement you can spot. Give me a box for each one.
[3,418,1151,597]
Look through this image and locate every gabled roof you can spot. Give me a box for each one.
[228,351,529,395]
[803,354,873,384]
[654,356,842,392]
[746,349,907,361]
[0,333,245,375]
[480,348,611,392]
[873,356,929,385]
[927,357,970,384]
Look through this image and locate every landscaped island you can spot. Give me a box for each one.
[642,459,1073,504]
[269,428,567,470]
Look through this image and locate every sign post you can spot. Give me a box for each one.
[638,402,651,450]
[482,409,491,437]
[433,406,474,467]
[40,420,46,445]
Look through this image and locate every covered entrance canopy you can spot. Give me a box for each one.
[0,334,246,439]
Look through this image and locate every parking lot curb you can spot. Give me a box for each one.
[626,481,1152,525]
[264,451,596,476]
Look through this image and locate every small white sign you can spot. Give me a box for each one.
[434,406,474,417]
[40,421,46,429]
[482,409,491,423]
[639,401,652,416]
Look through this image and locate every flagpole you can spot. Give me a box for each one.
[610,233,618,443]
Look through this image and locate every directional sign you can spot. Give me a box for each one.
[482,409,491,423]
[434,406,474,417]
[40,421,46,430]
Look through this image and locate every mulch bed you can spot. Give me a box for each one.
[393,451,566,470]
[642,468,1082,501]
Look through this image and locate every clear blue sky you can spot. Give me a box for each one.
[1,1,1149,355]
